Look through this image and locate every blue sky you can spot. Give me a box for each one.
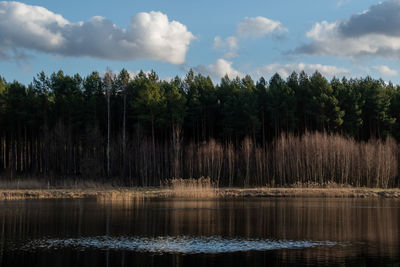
[1,0,399,85]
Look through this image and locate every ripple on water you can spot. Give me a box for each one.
[17,236,342,254]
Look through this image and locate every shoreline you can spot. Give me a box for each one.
[1,187,400,200]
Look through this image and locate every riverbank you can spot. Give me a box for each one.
[1,187,400,200]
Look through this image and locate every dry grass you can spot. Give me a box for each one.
[288,181,353,188]
[163,177,217,198]
[218,187,400,198]
[0,186,400,201]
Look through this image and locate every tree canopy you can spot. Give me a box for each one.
[0,69,399,185]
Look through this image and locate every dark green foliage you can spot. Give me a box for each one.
[309,72,344,131]
[332,77,363,137]
[0,69,399,186]
[161,80,186,128]
[183,70,218,141]
[217,75,259,141]
[267,73,295,135]
[389,83,400,141]
[357,77,395,139]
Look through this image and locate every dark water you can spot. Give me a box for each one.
[0,197,399,266]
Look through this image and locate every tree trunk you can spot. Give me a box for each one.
[107,86,110,178]
[172,124,181,178]
[122,89,126,177]
[151,117,156,184]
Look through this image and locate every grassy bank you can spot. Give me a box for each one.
[1,187,400,201]
[1,178,399,200]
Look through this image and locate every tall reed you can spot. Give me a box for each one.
[174,132,398,188]
[272,132,398,188]
[164,177,217,198]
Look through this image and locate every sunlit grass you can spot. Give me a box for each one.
[164,177,217,198]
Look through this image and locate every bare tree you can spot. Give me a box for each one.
[118,69,130,177]
[103,69,113,178]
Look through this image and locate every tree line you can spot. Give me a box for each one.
[0,69,399,187]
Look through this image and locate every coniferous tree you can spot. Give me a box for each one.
[116,69,130,176]
[332,77,363,137]
[358,77,395,139]
[309,71,344,131]
[103,70,113,178]
[0,69,399,187]
[255,77,269,145]
[267,73,295,136]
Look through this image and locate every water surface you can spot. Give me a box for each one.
[0,198,399,266]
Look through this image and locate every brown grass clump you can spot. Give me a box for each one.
[1,187,400,200]
[164,177,217,198]
[289,181,352,188]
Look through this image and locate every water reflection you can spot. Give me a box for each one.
[0,198,399,266]
[18,236,340,254]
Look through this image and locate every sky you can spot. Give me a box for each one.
[1,0,400,85]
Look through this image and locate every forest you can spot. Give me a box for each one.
[0,69,399,187]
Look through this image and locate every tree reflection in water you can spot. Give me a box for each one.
[0,198,399,266]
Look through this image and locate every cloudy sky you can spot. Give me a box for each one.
[1,0,400,84]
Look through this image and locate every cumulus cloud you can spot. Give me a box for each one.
[194,58,243,79]
[214,16,285,59]
[213,36,239,58]
[0,1,195,64]
[237,16,287,39]
[255,63,350,79]
[294,0,400,59]
[373,65,398,76]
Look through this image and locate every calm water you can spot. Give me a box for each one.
[0,197,399,266]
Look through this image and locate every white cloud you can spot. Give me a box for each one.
[193,60,350,82]
[237,16,287,39]
[0,1,195,64]
[294,0,400,60]
[194,58,243,79]
[214,16,285,59]
[213,36,238,58]
[255,63,350,79]
[337,0,350,8]
[373,65,398,76]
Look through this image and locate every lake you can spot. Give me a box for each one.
[0,197,399,266]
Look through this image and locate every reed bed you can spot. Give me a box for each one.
[163,177,217,198]
[273,132,398,188]
[1,187,400,201]
[176,132,399,188]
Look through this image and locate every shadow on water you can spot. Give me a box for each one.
[0,197,399,266]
